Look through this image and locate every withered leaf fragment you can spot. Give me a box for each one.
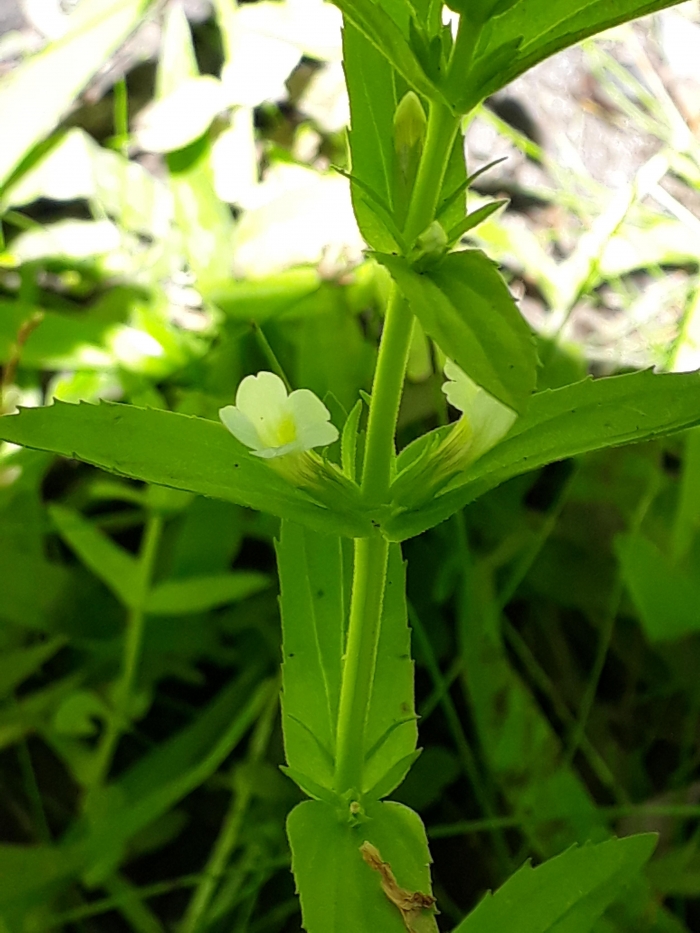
[360,841,437,932]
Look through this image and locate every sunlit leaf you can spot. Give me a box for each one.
[387,370,700,541]
[0,402,373,538]
[0,0,152,192]
[377,250,537,414]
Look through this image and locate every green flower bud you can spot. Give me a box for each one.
[393,91,427,225]
[394,91,427,162]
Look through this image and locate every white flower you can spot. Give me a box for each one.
[391,360,517,509]
[441,359,516,465]
[219,371,338,459]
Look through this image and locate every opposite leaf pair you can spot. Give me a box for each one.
[218,365,516,503]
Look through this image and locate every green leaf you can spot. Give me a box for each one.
[458,562,604,856]
[343,23,400,252]
[448,1,689,113]
[287,798,438,933]
[277,525,417,796]
[435,121,469,238]
[0,843,85,913]
[364,749,422,801]
[376,250,537,414]
[0,638,66,699]
[446,199,508,244]
[79,676,275,884]
[336,0,439,104]
[386,370,700,541]
[342,400,363,482]
[0,402,372,538]
[0,0,152,193]
[49,505,140,608]
[362,545,417,794]
[145,572,269,615]
[277,521,347,789]
[0,485,66,631]
[452,834,657,933]
[615,533,700,643]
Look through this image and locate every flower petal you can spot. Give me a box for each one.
[468,394,517,461]
[287,389,338,449]
[442,359,479,413]
[236,371,289,426]
[219,406,264,450]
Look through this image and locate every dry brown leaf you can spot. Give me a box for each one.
[360,841,436,933]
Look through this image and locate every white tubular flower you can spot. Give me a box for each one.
[391,360,517,509]
[441,359,516,467]
[219,371,338,459]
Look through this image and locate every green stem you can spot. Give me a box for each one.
[360,286,414,506]
[334,95,460,797]
[91,512,163,788]
[402,99,460,247]
[334,534,389,794]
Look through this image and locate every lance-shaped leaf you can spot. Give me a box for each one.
[335,0,440,103]
[363,545,417,795]
[452,833,656,933]
[0,402,372,538]
[287,798,438,933]
[49,505,140,608]
[447,0,690,113]
[377,250,537,414]
[277,522,417,796]
[343,23,399,252]
[277,521,347,790]
[386,369,700,541]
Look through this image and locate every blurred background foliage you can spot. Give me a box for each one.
[4,0,700,930]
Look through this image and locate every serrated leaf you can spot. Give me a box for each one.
[277,523,417,795]
[376,250,537,414]
[386,370,700,541]
[449,1,689,112]
[0,402,372,538]
[453,834,657,933]
[0,0,152,193]
[336,0,439,104]
[362,545,417,793]
[287,798,438,933]
[277,521,347,789]
[144,571,269,615]
[343,23,399,252]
